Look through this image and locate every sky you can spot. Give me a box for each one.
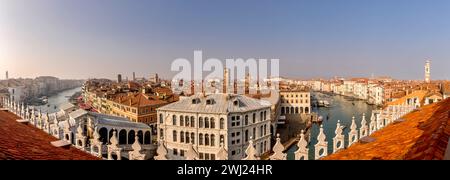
[0,0,449,80]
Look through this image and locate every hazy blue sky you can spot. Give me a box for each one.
[0,0,449,80]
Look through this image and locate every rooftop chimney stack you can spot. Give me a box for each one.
[245,73,250,95]
[223,68,229,94]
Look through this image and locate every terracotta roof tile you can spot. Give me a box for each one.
[0,110,99,160]
[324,98,450,160]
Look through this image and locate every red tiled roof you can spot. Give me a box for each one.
[324,98,450,160]
[387,90,428,106]
[0,110,99,160]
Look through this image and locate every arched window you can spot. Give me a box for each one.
[119,129,127,145]
[205,117,210,128]
[260,112,263,122]
[210,118,215,129]
[180,115,184,126]
[253,113,256,123]
[191,133,195,144]
[180,131,185,143]
[264,124,267,136]
[99,127,108,144]
[245,115,249,125]
[185,132,190,144]
[173,130,177,142]
[144,131,151,144]
[119,129,127,144]
[185,116,190,127]
[252,128,256,139]
[205,134,210,146]
[220,135,225,144]
[199,117,204,128]
[264,111,267,120]
[264,141,267,152]
[211,134,215,146]
[295,107,299,114]
[305,107,309,114]
[159,114,163,124]
[159,129,164,140]
[190,116,195,128]
[260,143,264,154]
[128,130,136,144]
[199,133,204,145]
[260,126,264,137]
[172,115,177,125]
[137,131,143,144]
[220,118,225,129]
[245,130,249,142]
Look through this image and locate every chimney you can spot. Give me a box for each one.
[190,80,195,95]
[223,68,229,94]
[245,73,250,95]
[202,79,205,96]
[233,77,237,94]
[257,74,261,95]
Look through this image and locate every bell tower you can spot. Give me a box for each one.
[424,60,431,83]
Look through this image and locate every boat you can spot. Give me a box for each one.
[318,100,331,107]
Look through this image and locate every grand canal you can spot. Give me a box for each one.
[287,92,378,160]
[34,87,82,113]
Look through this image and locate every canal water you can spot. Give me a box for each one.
[286,92,377,160]
[34,87,82,113]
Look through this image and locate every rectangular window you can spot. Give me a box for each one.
[231,151,236,155]
[199,153,204,160]
[180,150,185,157]
[211,154,216,160]
[173,149,178,155]
[205,153,210,160]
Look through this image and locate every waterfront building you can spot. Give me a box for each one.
[8,86,26,102]
[280,88,311,114]
[368,84,384,106]
[0,76,83,103]
[157,93,272,160]
[352,79,369,100]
